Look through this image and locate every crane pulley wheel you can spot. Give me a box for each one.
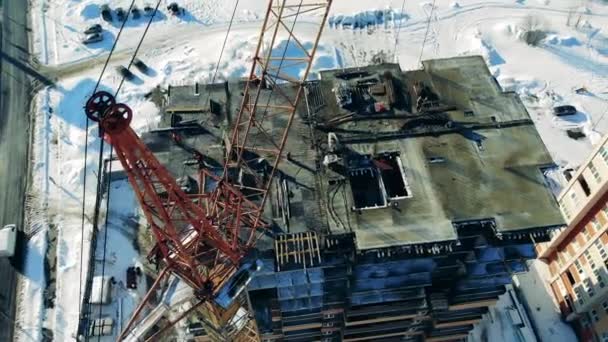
[85,91,116,122]
[100,103,133,134]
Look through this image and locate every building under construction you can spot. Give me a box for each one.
[145,55,566,342]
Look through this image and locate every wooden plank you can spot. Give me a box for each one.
[434,318,481,328]
[425,333,469,342]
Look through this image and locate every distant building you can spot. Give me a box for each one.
[164,56,564,341]
[537,135,608,342]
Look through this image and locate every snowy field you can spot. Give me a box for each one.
[15,0,608,340]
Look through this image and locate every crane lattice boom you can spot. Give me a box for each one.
[84,0,333,341]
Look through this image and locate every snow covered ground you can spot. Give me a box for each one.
[16,0,608,340]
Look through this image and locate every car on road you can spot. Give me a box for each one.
[143,4,155,16]
[0,224,17,258]
[101,4,112,22]
[84,24,102,35]
[82,33,103,45]
[126,266,141,289]
[553,105,577,116]
[131,6,141,19]
[133,58,149,73]
[167,2,183,16]
[116,7,127,22]
[116,66,135,80]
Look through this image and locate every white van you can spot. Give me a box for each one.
[0,224,17,258]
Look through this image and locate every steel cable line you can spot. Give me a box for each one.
[92,1,163,341]
[393,0,407,62]
[77,0,137,332]
[418,0,437,64]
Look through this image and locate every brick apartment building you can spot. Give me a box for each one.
[537,135,608,342]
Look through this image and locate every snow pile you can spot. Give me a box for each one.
[545,35,582,47]
[329,9,408,30]
[513,260,578,342]
[462,29,505,66]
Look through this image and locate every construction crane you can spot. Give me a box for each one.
[84,0,332,340]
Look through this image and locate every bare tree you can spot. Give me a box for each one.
[520,15,548,46]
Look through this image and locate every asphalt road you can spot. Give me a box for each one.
[0,0,33,340]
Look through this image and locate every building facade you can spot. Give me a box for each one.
[164,56,565,341]
[537,135,608,342]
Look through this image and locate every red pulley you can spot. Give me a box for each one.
[100,103,133,135]
[85,91,116,122]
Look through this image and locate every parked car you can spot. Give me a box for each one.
[553,105,577,116]
[101,4,112,22]
[82,33,103,44]
[131,6,141,19]
[143,4,155,16]
[115,7,127,22]
[116,66,135,80]
[133,58,148,73]
[84,24,102,35]
[126,266,141,289]
[167,2,182,16]
[0,224,17,258]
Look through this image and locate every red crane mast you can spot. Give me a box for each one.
[84,0,332,340]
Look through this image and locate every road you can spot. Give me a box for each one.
[0,0,35,340]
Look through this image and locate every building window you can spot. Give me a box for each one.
[584,278,595,297]
[585,249,592,260]
[603,301,608,314]
[596,239,608,261]
[575,287,585,305]
[584,227,592,240]
[592,217,601,231]
[603,206,608,220]
[592,309,600,322]
[581,316,590,328]
[323,313,335,319]
[570,192,580,207]
[579,232,587,247]
[589,162,602,182]
[600,146,608,165]
[562,202,571,219]
[603,333,608,342]
[594,269,605,288]
[576,260,585,275]
[586,250,595,268]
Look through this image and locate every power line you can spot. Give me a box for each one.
[96,149,113,342]
[418,0,436,65]
[115,0,163,97]
[90,1,164,340]
[200,0,241,128]
[77,0,138,331]
[393,0,407,62]
[209,0,241,89]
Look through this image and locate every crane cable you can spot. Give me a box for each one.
[77,0,138,331]
[92,1,165,340]
[392,0,407,62]
[418,0,437,64]
[177,0,241,183]
[199,0,241,129]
